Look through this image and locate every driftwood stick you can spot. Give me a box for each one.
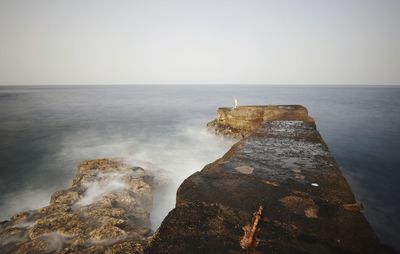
[240,205,263,252]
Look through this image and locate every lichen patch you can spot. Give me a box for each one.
[279,195,318,218]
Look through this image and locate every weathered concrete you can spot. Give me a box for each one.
[146,106,395,253]
[207,105,315,138]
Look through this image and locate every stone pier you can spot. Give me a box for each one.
[146,105,394,253]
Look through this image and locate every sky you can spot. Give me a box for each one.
[0,0,399,85]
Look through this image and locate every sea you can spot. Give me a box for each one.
[0,85,399,250]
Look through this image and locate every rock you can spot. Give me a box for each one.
[207,105,315,138]
[89,225,127,241]
[0,158,154,254]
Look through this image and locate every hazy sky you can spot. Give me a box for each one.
[0,0,399,85]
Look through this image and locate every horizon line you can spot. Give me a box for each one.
[1,83,400,87]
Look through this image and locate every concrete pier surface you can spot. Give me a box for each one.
[146,105,395,253]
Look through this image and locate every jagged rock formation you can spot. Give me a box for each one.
[146,105,395,253]
[0,159,154,254]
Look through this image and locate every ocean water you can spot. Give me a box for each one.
[0,85,399,250]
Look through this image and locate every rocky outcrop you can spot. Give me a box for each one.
[0,159,154,254]
[207,105,315,138]
[147,105,395,253]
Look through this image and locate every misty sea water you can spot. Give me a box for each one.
[0,85,399,250]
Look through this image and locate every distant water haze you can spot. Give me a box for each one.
[0,85,399,250]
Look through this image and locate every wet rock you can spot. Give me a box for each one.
[145,203,245,254]
[0,159,153,254]
[89,225,127,241]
